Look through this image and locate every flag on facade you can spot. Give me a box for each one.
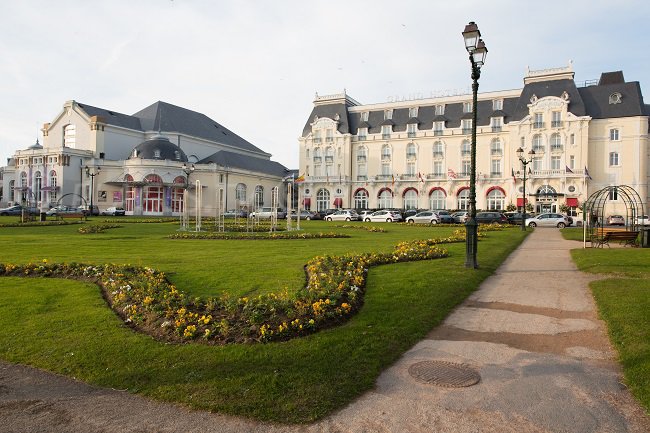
[528,167,532,176]
[418,172,425,183]
[447,168,458,179]
[565,166,573,174]
[391,175,395,187]
[584,166,592,180]
[294,174,305,183]
[511,168,516,183]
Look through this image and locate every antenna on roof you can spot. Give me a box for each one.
[158,106,163,135]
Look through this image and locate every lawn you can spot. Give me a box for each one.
[0,217,527,423]
[568,233,650,413]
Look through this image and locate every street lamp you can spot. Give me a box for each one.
[516,147,535,231]
[85,165,101,215]
[462,21,488,269]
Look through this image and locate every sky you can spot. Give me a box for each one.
[1,0,649,169]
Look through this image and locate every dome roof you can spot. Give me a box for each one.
[129,134,188,162]
[28,139,42,150]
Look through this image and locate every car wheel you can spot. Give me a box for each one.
[0,212,6,216]
[305,216,311,220]
[557,222,566,228]
[345,217,351,221]
[529,222,537,227]
[326,217,332,221]
[407,219,414,224]
[431,220,437,224]
[365,218,371,222]
[386,218,392,222]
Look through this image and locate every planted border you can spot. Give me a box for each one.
[168,231,348,240]
[78,224,123,234]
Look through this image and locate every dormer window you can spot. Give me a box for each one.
[384,109,393,120]
[154,149,161,158]
[326,129,333,143]
[463,101,472,113]
[609,92,622,105]
[313,130,321,143]
[361,112,369,121]
[407,123,417,138]
[492,99,503,110]
[435,105,445,115]
[358,127,368,141]
[408,107,418,117]
[174,151,181,160]
[490,117,503,132]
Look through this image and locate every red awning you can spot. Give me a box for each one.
[333,197,343,208]
[516,198,528,207]
[566,198,579,207]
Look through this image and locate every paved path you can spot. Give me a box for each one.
[1,229,649,432]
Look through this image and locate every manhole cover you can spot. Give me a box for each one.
[408,360,480,388]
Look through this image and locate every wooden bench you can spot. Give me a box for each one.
[590,230,638,248]
[56,213,87,221]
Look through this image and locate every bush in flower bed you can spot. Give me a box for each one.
[168,231,349,240]
[335,225,386,232]
[0,232,473,345]
[100,218,173,224]
[0,221,83,228]
[78,224,123,234]
[203,222,284,233]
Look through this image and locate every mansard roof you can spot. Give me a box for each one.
[304,70,647,136]
[198,150,288,177]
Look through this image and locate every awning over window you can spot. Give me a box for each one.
[566,198,579,207]
[302,197,311,208]
[333,197,343,208]
[516,198,529,207]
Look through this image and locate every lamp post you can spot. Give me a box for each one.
[462,21,488,269]
[516,147,535,231]
[85,166,101,215]
[181,163,195,230]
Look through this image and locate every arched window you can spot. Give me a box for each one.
[406,143,416,159]
[433,141,444,157]
[34,171,42,203]
[235,183,247,202]
[171,176,186,213]
[254,185,264,208]
[354,189,369,209]
[63,124,76,148]
[357,146,367,159]
[325,146,334,159]
[316,188,330,211]
[536,185,556,196]
[429,189,446,209]
[457,188,470,210]
[403,189,418,209]
[490,138,502,155]
[125,174,135,213]
[461,140,471,157]
[378,189,393,208]
[381,144,391,160]
[49,170,57,203]
[532,134,543,151]
[313,147,321,159]
[9,180,15,202]
[143,174,163,214]
[550,133,562,150]
[486,188,505,210]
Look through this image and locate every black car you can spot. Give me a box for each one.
[504,212,528,225]
[475,212,508,224]
[433,210,455,224]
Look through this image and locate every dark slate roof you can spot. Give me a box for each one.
[407,117,420,124]
[132,102,265,154]
[76,102,143,130]
[198,150,288,177]
[301,102,350,136]
[510,79,586,121]
[75,101,266,155]
[129,135,188,162]
[598,71,625,85]
[577,81,645,119]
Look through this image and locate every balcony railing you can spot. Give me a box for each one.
[381,154,391,161]
[407,131,416,138]
[433,129,444,136]
[531,169,565,177]
[356,175,367,181]
[550,144,563,152]
[532,146,545,153]
[427,173,445,179]
[313,138,322,143]
[356,155,367,162]
[382,133,391,139]
[533,122,544,129]
[313,156,322,163]
[462,128,472,135]
[490,171,502,177]
[433,151,444,158]
[551,120,563,128]
[326,137,333,143]
[461,150,471,157]
[358,135,367,141]
[325,156,334,162]
[401,174,417,180]
[491,126,502,133]
[375,174,393,181]
[406,152,417,159]
[491,148,502,156]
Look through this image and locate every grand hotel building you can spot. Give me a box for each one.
[298,64,649,217]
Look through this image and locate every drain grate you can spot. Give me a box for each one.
[408,360,480,388]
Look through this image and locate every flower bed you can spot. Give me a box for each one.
[335,225,386,232]
[0,221,83,228]
[78,224,123,234]
[168,231,348,240]
[0,231,476,345]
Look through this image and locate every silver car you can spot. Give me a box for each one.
[525,213,569,228]
[406,211,440,224]
[325,209,360,221]
[364,210,402,222]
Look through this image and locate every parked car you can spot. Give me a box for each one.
[451,211,469,223]
[636,215,650,226]
[317,209,337,220]
[433,210,454,224]
[101,206,126,216]
[364,210,402,222]
[525,213,569,228]
[289,210,318,220]
[475,212,508,224]
[606,215,625,226]
[46,205,85,216]
[83,205,100,216]
[0,205,38,216]
[358,210,375,220]
[222,209,248,218]
[406,211,440,224]
[325,209,360,221]
[249,207,287,219]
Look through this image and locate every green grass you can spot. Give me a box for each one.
[571,246,650,413]
[0,218,526,422]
